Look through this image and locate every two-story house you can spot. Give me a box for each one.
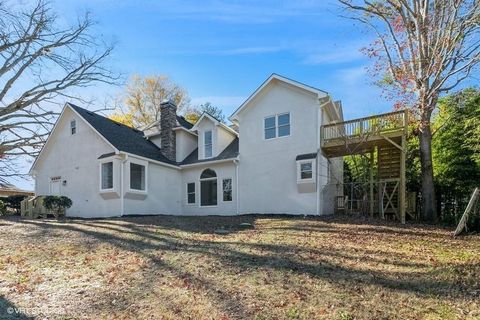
[30,74,343,218]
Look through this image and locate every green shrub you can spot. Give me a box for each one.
[0,200,7,216]
[43,196,72,217]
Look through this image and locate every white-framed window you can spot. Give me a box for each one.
[200,168,217,206]
[130,162,146,191]
[101,162,113,190]
[300,162,313,180]
[297,159,316,183]
[222,178,232,202]
[264,116,276,139]
[70,120,76,135]
[187,182,195,204]
[278,113,290,137]
[204,130,213,158]
[264,112,290,139]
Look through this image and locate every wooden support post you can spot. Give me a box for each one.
[399,135,406,224]
[380,182,385,219]
[369,150,374,217]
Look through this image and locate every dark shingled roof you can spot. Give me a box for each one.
[97,152,116,159]
[296,153,317,161]
[181,137,239,165]
[176,116,194,129]
[69,103,176,165]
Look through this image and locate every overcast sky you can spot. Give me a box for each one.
[14,0,396,190]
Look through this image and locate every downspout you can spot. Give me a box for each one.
[120,154,128,216]
[317,96,333,216]
[234,159,239,215]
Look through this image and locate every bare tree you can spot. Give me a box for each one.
[0,0,118,182]
[339,0,480,221]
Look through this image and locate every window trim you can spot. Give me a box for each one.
[264,112,291,140]
[204,130,213,159]
[264,115,277,140]
[199,169,218,207]
[99,160,114,192]
[277,112,291,137]
[222,178,233,202]
[70,120,76,135]
[186,182,196,205]
[127,159,148,194]
[297,159,315,183]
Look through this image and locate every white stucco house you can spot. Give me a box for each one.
[30,74,344,218]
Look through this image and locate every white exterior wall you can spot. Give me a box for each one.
[33,77,343,219]
[217,127,236,154]
[175,130,197,162]
[123,156,182,215]
[181,162,237,215]
[235,81,326,215]
[33,107,121,218]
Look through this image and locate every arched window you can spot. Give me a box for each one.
[200,169,217,206]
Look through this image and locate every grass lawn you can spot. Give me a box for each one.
[0,214,479,320]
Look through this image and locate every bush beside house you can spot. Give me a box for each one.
[43,196,73,218]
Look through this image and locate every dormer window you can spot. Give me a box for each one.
[70,120,76,135]
[204,130,213,158]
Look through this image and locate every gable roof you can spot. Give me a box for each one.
[180,137,239,166]
[229,73,329,122]
[68,103,176,165]
[190,112,238,137]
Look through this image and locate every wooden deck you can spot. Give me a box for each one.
[321,110,408,223]
[321,110,408,157]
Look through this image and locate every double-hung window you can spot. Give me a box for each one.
[204,131,213,158]
[278,113,290,137]
[101,162,113,190]
[222,178,232,202]
[187,183,195,204]
[70,120,76,135]
[130,163,146,191]
[264,116,276,139]
[300,162,313,180]
[264,113,290,139]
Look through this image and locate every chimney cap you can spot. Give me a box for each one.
[160,99,177,109]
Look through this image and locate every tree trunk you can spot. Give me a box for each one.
[418,125,438,222]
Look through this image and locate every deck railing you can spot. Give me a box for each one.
[322,110,407,145]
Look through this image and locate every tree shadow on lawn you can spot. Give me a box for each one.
[18,217,479,303]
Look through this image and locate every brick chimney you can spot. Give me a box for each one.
[159,100,177,162]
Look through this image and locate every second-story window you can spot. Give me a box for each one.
[70,120,76,135]
[278,113,290,137]
[204,130,213,158]
[264,116,276,139]
[264,113,290,139]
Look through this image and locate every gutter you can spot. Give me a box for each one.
[179,157,239,169]
[120,154,128,216]
[121,152,180,170]
[234,159,239,215]
[316,96,332,216]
